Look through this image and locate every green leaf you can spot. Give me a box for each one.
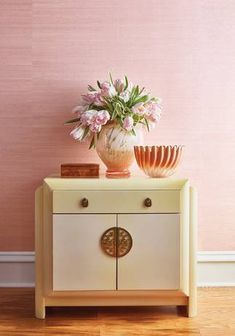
[81,127,89,140]
[102,97,113,112]
[88,85,96,92]
[126,99,132,108]
[133,114,140,123]
[115,103,121,115]
[133,95,149,105]
[144,118,150,132]
[131,128,136,136]
[124,75,128,90]
[134,86,138,96]
[131,86,139,103]
[111,110,116,120]
[64,117,80,124]
[109,72,114,85]
[136,85,139,96]
[124,106,131,114]
[118,118,123,127]
[89,136,95,149]
[127,86,136,107]
[139,86,145,95]
[97,80,102,89]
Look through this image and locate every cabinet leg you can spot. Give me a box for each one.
[35,298,46,319]
[35,186,46,319]
[188,295,197,317]
[188,187,197,318]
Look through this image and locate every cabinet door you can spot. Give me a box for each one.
[118,214,180,290]
[53,214,116,291]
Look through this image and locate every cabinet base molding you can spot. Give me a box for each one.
[45,293,188,307]
[45,290,187,306]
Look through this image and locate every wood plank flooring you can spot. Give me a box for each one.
[0,288,234,335]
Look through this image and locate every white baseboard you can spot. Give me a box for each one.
[197,251,235,287]
[0,251,235,287]
[0,252,35,287]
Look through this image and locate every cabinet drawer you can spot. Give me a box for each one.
[53,190,180,214]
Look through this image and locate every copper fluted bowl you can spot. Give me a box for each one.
[134,145,183,178]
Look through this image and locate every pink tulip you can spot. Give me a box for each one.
[93,92,104,106]
[145,100,162,112]
[82,92,97,104]
[144,101,162,122]
[82,92,104,106]
[80,110,97,126]
[146,109,161,122]
[95,110,110,125]
[72,105,86,116]
[89,123,101,133]
[100,81,116,97]
[131,102,146,115]
[114,78,125,93]
[123,116,134,131]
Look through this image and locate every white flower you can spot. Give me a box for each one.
[70,126,87,141]
[119,90,130,102]
[147,121,156,130]
[128,81,133,91]
[123,116,134,131]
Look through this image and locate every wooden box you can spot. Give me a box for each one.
[61,163,99,178]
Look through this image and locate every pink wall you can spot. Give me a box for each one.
[0,0,235,251]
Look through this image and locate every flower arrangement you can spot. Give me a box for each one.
[65,75,162,148]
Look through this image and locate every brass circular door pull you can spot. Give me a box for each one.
[100,227,132,258]
[81,198,89,207]
[144,197,152,207]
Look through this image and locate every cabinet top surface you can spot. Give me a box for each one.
[43,175,189,191]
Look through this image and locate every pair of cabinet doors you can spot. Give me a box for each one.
[53,213,180,291]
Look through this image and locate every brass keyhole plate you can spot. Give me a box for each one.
[100,227,132,258]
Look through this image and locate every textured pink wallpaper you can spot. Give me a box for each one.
[0,0,235,251]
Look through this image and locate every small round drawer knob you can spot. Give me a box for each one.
[144,198,152,207]
[81,198,89,208]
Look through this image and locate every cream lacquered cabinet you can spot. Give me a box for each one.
[35,177,197,319]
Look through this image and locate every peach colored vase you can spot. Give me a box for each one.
[96,122,143,178]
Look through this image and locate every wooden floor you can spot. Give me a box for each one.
[0,288,234,335]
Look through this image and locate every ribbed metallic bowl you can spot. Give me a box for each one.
[134,145,183,178]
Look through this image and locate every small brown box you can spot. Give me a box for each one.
[61,163,99,178]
